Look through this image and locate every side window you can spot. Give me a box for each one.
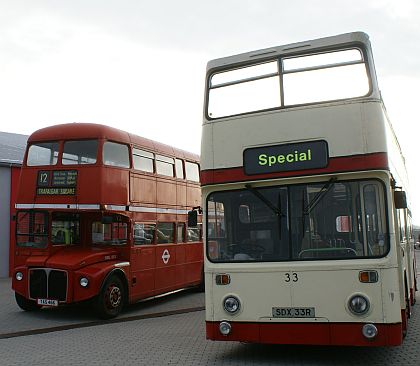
[185,161,200,182]
[92,220,127,245]
[133,223,156,245]
[363,183,387,255]
[407,215,413,240]
[156,155,175,177]
[187,224,202,242]
[175,159,184,179]
[156,222,174,244]
[133,148,154,173]
[27,142,59,166]
[177,223,185,243]
[398,210,407,242]
[103,141,130,168]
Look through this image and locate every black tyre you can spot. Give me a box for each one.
[15,292,40,311]
[95,275,125,319]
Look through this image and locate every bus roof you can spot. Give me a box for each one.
[28,123,199,162]
[207,31,371,71]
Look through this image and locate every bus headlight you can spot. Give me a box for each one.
[348,295,370,315]
[223,296,240,314]
[79,277,89,288]
[15,272,23,281]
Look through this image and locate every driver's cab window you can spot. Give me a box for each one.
[233,189,287,261]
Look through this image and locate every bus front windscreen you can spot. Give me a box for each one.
[206,179,388,262]
[16,211,48,248]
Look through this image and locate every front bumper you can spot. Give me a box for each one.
[206,321,402,346]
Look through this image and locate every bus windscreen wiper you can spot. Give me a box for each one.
[303,177,337,215]
[245,184,284,239]
[245,184,284,217]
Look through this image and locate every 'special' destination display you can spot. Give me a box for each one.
[243,140,329,175]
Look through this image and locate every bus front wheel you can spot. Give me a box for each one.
[95,275,125,319]
[15,292,40,311]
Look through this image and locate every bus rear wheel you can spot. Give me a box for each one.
[95,275,125,319]
[15,292,40,311]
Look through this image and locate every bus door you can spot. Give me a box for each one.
[131,223,156,299]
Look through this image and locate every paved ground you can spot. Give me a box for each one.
[0,277,204,336]
[1,253,420,365]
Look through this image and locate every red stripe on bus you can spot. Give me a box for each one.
[206,320,402,346]
[200,152,388,185]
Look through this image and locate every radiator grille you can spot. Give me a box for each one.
[29,269,68,302]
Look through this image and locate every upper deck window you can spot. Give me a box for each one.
[27,142,59,166]
[208,61,280,118]
[207,48,370,119]
[282,49,369,105]
[185,161,200,182]
[133,148,154,173]
[103,141,130,168]
[175,159,184,179]
[156,154,175,177]
[62,140,98,165]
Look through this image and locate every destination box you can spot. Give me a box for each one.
[243,140,329,175]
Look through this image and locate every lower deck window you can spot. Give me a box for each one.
[92,218,127,245]
[134,223,156,245]
[207,179,388,262]
[156,223,174,244]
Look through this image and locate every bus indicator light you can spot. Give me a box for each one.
[359,271,378,283]
[215,274,231,285]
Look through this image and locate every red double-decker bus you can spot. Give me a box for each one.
[12,123,203,318]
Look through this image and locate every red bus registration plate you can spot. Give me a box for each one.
[37,299,58,307]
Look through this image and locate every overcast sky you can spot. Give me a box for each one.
[1,0,420,222]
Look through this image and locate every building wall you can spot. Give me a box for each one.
[9,166,20,277]
[0,166,11,277]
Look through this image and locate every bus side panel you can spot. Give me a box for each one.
[130,173,156,204]
[130,244,156,301]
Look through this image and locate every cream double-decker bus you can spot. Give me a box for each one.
[200,32,417,346]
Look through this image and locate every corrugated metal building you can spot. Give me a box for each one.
[0,131,28,278]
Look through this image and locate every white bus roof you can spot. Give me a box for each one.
[207,32,371,71]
